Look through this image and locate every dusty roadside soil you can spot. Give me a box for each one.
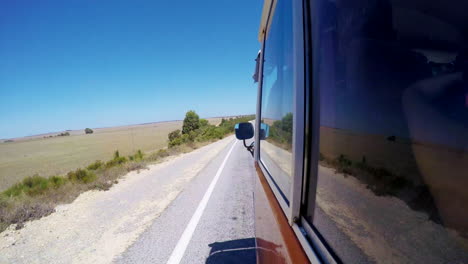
[0,137,233,264]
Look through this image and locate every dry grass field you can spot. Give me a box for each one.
[0,118,222,191]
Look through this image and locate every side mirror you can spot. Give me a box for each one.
[235,122,254,140]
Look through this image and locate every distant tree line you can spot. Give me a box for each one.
[44,132,70,139]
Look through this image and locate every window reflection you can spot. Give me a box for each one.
[260,0,294,202]
[309,0,468,262]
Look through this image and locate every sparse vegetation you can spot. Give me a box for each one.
[0,120,192,191]
[67,168,96,183]
[267,113,293,151]
[319,153,441,223]
[0,114,253,233]
[87,160,103,170]
[0,148,149,233]
[44,132,70,138]
[168,111,255,148]
[128,150,144,161]
[85,128,94,134]
[105,151,127,168]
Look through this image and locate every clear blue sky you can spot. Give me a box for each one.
[0,0,262,139]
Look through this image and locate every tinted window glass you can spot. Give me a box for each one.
[308,0,468,262]
[260,0,294,202]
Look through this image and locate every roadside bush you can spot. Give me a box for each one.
[85,128,94,134]
[50,176,67,188]
[3,175,51,197]
[106,157,127,168]
[169,136,184,147]
[105,150,127,168]
[268,113,293,150]
[128,150,144,161]
[199,118,209,127]
[167,113,254,148]
[87,160,103,170]
[168,129,181,141]
[199,126,224,141]
[67,169,96,183]
[135,150,143,160]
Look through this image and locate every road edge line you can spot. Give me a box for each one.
[166,140,238,264]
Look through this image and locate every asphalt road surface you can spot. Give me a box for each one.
[0,136,256,264]
[115,137,256,264]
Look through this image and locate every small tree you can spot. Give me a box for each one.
[182,110,200,134]
[168,129,181,141]
[85,128,93,134]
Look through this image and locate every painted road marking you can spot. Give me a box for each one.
[166,140,238,264]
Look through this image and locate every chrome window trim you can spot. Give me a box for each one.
[292,223,322,264]
[301,217,337,264]
[288,0,306,225]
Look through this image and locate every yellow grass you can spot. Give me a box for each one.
[0,119,220,191]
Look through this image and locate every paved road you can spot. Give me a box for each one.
[0,136,256,264]
[115,137,256,264]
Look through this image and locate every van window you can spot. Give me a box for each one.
[307,0,468,263]
[259,0,294,202]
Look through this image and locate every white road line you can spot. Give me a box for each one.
[166,140,238,264]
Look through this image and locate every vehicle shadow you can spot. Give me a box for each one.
[205,237,256,264]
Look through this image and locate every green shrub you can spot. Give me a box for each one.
[3,175,51,197]
[199,119,209,127]
[168,129,181,141]
[85,128,94,134]
[105,151,128,168]
[50,176,66,188]
[87,160,103,170]
[128,150,143,161]
[135,150,143,160]
[167,113,254,147]
[169,137,184,147]
[67,169,96,183]
[105,157,127,168]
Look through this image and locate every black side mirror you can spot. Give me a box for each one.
[235,122,254,156]
[235,122,254,140]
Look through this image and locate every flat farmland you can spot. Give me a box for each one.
[0,118,221,191]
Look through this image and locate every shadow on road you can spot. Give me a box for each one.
[205,237,256,264]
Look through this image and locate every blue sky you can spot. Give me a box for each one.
[0,0,262,138]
